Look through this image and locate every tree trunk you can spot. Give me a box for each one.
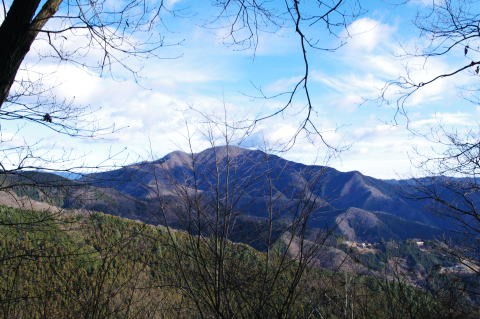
[0,0,62,107]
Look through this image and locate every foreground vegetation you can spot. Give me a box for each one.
[0,206,478,318]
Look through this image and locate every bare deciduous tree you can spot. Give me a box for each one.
[0,0,362,160]
[143,121,336,317]
[410,129,480,275]
[383,0,480,117]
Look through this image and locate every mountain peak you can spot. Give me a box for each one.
[199,145,253,156]
[156,150,192,169]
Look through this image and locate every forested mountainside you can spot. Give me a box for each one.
[1,205,478,318]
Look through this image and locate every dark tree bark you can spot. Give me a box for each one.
[0,0,61,106]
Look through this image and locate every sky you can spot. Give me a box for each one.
[2,0,479,178]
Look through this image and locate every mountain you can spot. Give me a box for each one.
[77,145,463,243]
[4,145,468,244]
[334,207,446,242]
[3,148,479,317]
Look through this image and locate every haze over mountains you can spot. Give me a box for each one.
[62,145,463,244]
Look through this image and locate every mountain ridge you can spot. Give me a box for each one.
[75,145,464,243]
[3,145,466,245]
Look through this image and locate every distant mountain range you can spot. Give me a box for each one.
[9,145,475,246]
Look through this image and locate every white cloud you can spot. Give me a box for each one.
[353,124,399,141]
[213,23,296,57]
[343,18,395,52]
[166,0,184,7]
[264,76,303,94]
[333,124,430,178]
[411,112,477,128]
[333,94,364,113]
[363,55,404,77]
[311,71,385,112]
[409,0,436,6]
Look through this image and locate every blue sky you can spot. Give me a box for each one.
[3,0,478,178]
